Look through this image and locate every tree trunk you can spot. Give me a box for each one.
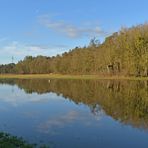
[144,67,148,77]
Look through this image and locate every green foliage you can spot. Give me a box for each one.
[0,132,51,148]
[0,63,15,74]
[0,132,35,148]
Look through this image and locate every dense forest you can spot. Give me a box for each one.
[0,24,148,76]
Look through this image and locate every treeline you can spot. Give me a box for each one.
[0,63,15,74]
[0,23,148,76]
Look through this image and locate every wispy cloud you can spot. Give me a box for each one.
[0,41,68,64]
[37,109,102,135]
[38,15,107,39]
[38,111,79,134]
[0,85,61,106]
[0,37,8,42]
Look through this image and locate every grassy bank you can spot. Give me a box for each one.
[0,74,148,80]
[0,132,50,148]
[0,132,35,148]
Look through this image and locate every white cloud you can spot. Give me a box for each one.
[37,111,79,134]
[0,37,8,42]
[0,41,68,64]
[39,15,107,39]
[0,84,62,106]
[2,41,51,56]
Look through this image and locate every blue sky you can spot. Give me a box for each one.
[0,0,148,64]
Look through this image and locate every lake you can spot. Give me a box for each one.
[0,79,148,148]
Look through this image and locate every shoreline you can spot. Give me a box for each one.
[0,74,148,80]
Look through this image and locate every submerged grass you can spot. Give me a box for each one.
[0,74,148,81]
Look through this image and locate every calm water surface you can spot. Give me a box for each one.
[0,79,148,148]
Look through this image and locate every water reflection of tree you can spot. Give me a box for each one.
[90,104,104,120]
[0,79,148,129]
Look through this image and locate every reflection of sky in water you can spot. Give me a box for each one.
[0,84,148,148]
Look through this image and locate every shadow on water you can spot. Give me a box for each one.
[0,78,148,130]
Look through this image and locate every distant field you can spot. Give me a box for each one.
[0,74,148,80]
